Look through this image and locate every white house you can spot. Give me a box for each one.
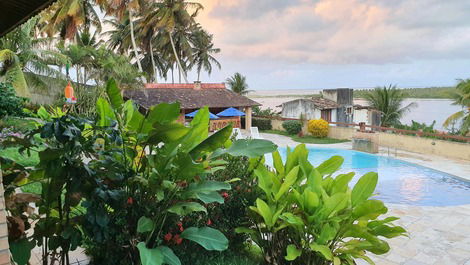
[280,88,381,126]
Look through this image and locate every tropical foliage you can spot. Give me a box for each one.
[238,145,406,265]
[363,85,416,127]
[0,82,27,118]
[444,79,470,135]
[226,73,251,95]
[1,79,277,265]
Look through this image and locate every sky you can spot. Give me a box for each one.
[187,0,470,90]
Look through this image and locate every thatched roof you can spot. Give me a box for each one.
[124,83,260,110]
[0,0,57,37]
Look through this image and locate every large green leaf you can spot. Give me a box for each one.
[106,79,124,110]
[189,125,232,158]
[256,198,273,227]
[285,244,302,261]
[180,227,228,251]
[10,238,35,265]
[149,123,190,143]
[147,102,181,125]
[351,172,378,206]
[167,202,207,216]
[224,139,278,158]
[371,225,407,239]
[96,97,116,126]
[352,200,387,221]
[332,172,355,194]
[184,181,231,204]
[159,246,181,265]
[137,216,154,233]
[274,166,299,201]
[137,242,164,265]
[96,98,116,126]
[323,192,348,218]
[272,150,285,175]
[316,156,344,176]
[309,243,333,261]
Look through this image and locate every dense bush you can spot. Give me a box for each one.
[252,117,272,130]
[238,145,407,265]
[394,120,436,133]
[282,120,302,135]
[308,119,329,138]
[0,82,26,118]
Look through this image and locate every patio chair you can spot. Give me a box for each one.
[232,128,244,140]
[250,127,263,139]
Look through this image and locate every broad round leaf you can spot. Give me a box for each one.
[137,242,164,265]
[180,227,228,251]
[137,217,154,233]
[285,244,302,261]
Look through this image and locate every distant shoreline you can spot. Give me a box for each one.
[249,86,454,100]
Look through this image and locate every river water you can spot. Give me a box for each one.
[250,92,462,131]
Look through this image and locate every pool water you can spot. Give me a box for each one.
[270,147,470,206]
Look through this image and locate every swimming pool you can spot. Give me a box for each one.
[269,147,470,206]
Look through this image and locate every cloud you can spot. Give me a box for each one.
[196,0,470,65]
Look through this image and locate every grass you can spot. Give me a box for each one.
[291,135,350,144]
[0,116,37,132]
[262,130,350,144]
[1,147,42,194]
[190,247,263,265]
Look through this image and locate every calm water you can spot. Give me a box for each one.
[355,98,463,131]
[269,147,470,206]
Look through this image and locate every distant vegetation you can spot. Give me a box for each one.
[354,87,454,99]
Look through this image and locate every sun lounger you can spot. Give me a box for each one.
[250,127,263,139]
[232,128,244,140]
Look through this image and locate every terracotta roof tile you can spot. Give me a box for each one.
[124,83,260,110]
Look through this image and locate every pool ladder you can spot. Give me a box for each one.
[386,146,398,157]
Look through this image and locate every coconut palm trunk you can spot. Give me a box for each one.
[169,31,188,83]
[128,11,144,74]
[149,41,157,83]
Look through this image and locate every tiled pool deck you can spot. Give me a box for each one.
[262,132,470,265]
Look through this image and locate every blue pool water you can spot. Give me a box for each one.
[270,147,470,206]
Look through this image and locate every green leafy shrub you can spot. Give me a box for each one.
[2,79,279,265]
[0,82,26,118]
[252,117,273,130]
[238,145,407,265]
[282,120,302,135]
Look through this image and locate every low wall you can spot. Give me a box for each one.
[378,133,470,161]
[328,126,355,140]
[267,119,470,161]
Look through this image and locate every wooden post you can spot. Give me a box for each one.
[245,107,252,129]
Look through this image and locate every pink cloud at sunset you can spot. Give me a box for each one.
[188,0,470,89]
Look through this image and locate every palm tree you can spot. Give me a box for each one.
[95,0,146,74]
[364,85,417,127]
[226,73,252,96]
[40,0,101,39]
[443,79,470,135]
[0,18,67,95]
[141,0,203,83]
[190,28,221,81]
[0,49,29,97]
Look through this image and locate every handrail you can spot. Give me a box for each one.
[253,115,470,142]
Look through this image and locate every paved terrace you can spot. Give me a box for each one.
[260,132,470,265]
